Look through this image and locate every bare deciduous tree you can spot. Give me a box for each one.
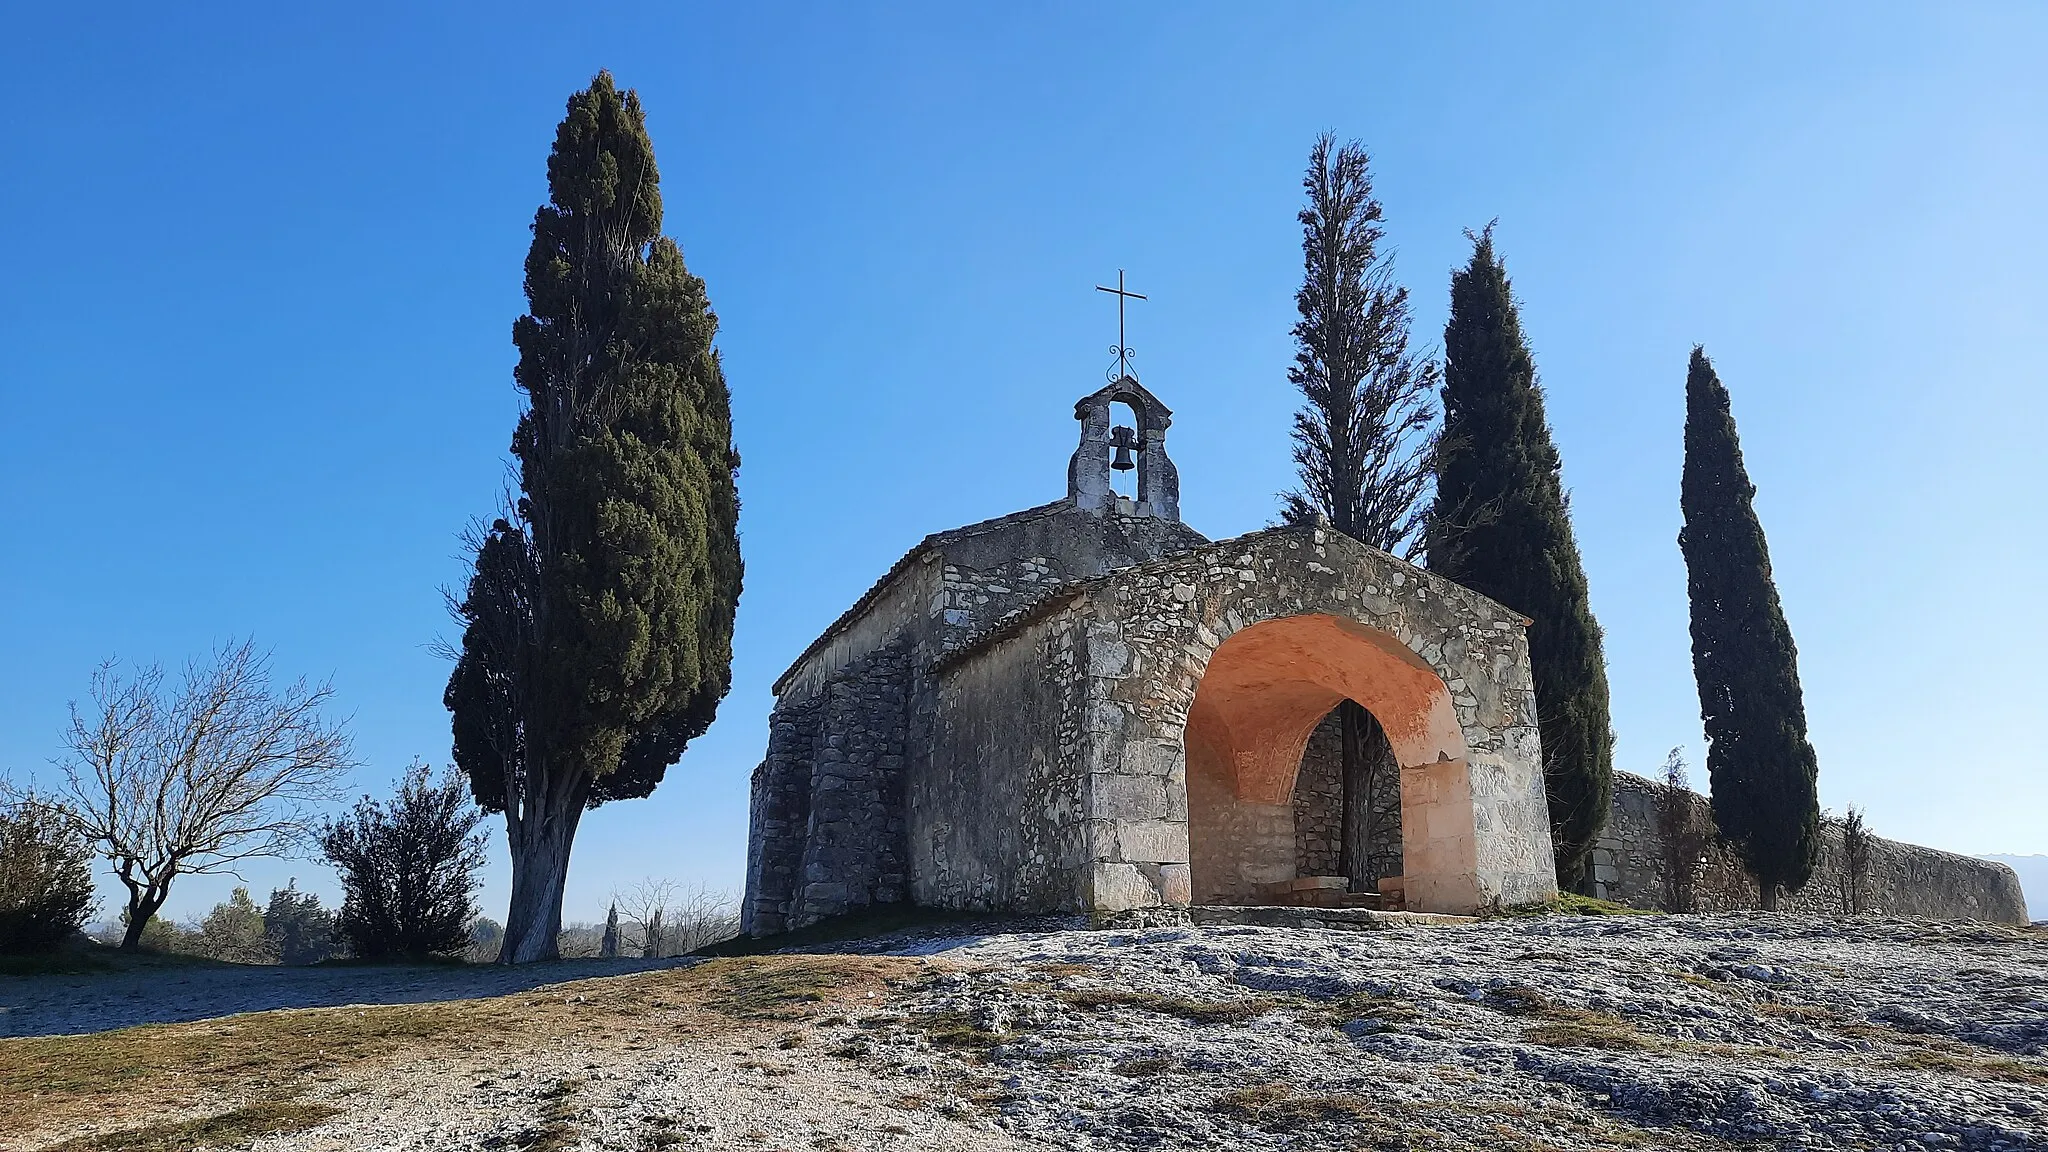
[51,641,353,950]
[609,877,740,958]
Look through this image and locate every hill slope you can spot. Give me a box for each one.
[5,914,2044,1151]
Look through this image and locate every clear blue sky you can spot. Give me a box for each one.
[3,3,2043,927]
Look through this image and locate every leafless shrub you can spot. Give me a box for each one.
[1841,805,1874,914]
[1656,749,1713,913]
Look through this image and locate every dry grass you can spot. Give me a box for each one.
[1886,1049,2048,1084]
[1210,1082,1374,1132]
[1754,1002,1835,1024]
[1521,1019,1654,1050]
[0,954,916,1140]
[39,1101,338,1152]
[514,1077,584,1152]
[1486,984,1655,1050]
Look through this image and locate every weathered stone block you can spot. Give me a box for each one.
[1084,773,1168,821]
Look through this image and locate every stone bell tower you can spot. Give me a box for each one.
[1067,375,1181,522]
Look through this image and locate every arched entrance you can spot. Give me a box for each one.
[1182,613,1484,913]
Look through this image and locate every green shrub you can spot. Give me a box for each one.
[0,797,98,953]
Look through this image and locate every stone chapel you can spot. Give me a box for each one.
[741,377,1559,937]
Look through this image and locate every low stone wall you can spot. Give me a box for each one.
[1590,772,2029,923]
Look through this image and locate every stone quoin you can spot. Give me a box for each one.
[741,377,1561,936]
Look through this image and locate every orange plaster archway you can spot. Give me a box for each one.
[1181,614,1477,908]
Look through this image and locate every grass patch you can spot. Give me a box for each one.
[696,955,886,1020]
[42,1101,337,1151]
[1887,1049,2048,1084]
[1489,894,1653,919]
[1755,1002,1835,1024]
[1,954,913,1136]
[914,1009,1012,1053]
[1113,1055,1173,1077]
[515,1078,583,1152]
[1211,1082,1372,1132]
[1522,1019,1653,1050]
[1324,992,1422,1028]
[1053,987,1277,1024]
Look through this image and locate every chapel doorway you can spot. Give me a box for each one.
[1289,702,1405,901]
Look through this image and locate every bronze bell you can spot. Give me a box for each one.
[1109,425,1138,471]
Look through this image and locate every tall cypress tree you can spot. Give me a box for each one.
[1279,134,1437,890]
[1426,226,1613,890]
[446,73,742,963]
[1679,347,1818,909]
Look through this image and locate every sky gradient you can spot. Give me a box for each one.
[3,3,2043,925]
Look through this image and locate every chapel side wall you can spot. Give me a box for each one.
[746,561,939,936]
[914,614,1088,914]
[1591,772,2029,923]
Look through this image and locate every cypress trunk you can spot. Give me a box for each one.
[1679,347,1819,902]
[1425,228,1613,889]
[499,795,582,964]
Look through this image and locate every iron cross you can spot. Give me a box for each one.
[1095,269,1147,382]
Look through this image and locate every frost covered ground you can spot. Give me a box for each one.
[4,913,2044,1151]
[883,914,2048,1151]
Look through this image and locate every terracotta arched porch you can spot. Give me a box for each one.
[1182,613,1485,914]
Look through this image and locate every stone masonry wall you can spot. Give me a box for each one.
[1591,772,2029,923]
[916,612,1091,913]
[746,502,1208,936]
[1187,732,1290,904]
[1292,709,1403,884]
[791,640,913,926]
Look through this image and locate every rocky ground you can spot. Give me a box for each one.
[4,912,2044,1151]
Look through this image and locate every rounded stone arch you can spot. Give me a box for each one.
[1091,530,1555,915]
[1171,613,1484,913]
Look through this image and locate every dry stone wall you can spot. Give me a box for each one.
[1592,772,2029,923]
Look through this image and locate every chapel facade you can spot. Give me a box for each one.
[741,378,1559,937]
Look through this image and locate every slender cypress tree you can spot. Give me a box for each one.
[1679,347,1818,909]
[1425,226,1613,890]
[446,73,742,963]
[1280,134,1437,890]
